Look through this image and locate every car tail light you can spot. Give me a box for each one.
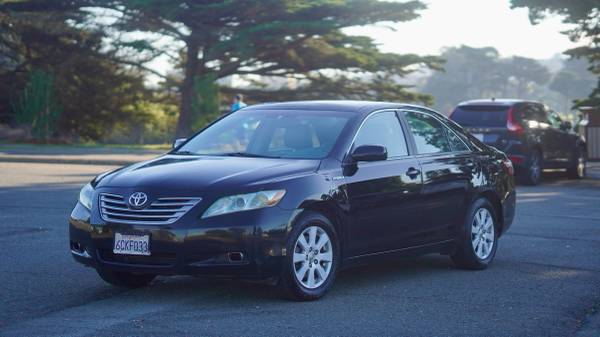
[501,158,514,176]
[507,155,524,165]
[506,107,524,135]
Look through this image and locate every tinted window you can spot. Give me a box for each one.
[522,104,549,123]
[354,111,408,158]
[451,105,509,127]
[448,131,469,152]
[178,111,350,159]
[547,109,562,129]
[405,111,451,154]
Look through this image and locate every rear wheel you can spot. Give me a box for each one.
[451,198,498,270]
[521,150,542,185]
[567,147,586,179]
[279,212,340,301]
[97,269,156,288]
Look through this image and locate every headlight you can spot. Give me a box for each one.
[202,190,286,218]
[79,183,94,210]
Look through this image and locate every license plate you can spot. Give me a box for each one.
[113,233,150,256]
[473,133,484,141]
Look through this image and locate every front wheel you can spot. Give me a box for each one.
[97,269,156,288]
[567,147,586,179]
[279,212,340,301]
[451,198,498,270]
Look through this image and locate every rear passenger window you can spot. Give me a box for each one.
[405,111,451,154]
[354,111,408,158]
[523,104,550,124]
[448,131,469,152]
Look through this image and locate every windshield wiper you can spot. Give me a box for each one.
[222,152,281,159]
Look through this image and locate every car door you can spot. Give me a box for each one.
[522,103,560,164]
[343,110,424,257]
[547,108,574,164]
[402,110,475,244]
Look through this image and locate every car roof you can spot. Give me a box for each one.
[241,100,427,116]
[457,98,541,107]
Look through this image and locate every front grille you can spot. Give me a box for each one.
[99,193,201,225]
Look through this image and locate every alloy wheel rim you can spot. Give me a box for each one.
[471,208,495,260]
[293,226,333,289]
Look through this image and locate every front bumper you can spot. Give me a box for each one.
[69,202,297,279]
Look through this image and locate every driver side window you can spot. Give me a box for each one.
[547,109,563,129]
[353,111,408,158]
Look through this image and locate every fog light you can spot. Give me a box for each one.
[70,241,91,258]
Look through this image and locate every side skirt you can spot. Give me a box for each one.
[340,239,455,270]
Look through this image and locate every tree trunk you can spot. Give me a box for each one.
[175,40,200,138]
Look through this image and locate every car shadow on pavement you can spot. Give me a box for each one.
[128,254,455,303]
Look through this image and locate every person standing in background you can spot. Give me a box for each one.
[230,94,247,112]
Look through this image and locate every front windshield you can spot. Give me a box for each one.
[175,110,351,159]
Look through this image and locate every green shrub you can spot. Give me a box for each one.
[11,69,62,142]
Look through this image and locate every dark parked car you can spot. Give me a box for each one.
[450,99,587,185]
[70,101,516,300]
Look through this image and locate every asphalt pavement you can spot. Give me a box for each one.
[0,162,599,337]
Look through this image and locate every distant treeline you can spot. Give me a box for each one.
[423,46,596,116]
[0,0,597,144]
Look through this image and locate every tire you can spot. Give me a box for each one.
[567,147,586,179]
[97,269,156,288]
[520,150,542,185]
[451,198,499,270]
[279,211,340,301]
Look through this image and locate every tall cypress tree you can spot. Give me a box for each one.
[108,0,442,136]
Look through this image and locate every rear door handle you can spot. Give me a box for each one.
[406,167,421,178]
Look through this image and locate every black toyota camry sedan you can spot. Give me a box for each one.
[69,101,516,300]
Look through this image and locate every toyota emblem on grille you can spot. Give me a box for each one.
[128,192,148,208]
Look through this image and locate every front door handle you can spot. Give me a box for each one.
[406,167,421,179]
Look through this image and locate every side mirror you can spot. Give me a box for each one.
[560,121,572,131]
[172,138,187,149]
[351,145,387,162]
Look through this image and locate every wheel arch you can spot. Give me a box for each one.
[297,200,345,258]
[478,190,504,235]
[531,144,543,160]
[577,140,587,156]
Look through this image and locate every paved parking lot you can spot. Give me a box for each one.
[0,162,599,337]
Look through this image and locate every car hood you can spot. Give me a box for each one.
[96,154,320,192]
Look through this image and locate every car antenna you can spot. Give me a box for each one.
[491,97,496,101]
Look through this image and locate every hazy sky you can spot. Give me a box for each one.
[344,0,581,59]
